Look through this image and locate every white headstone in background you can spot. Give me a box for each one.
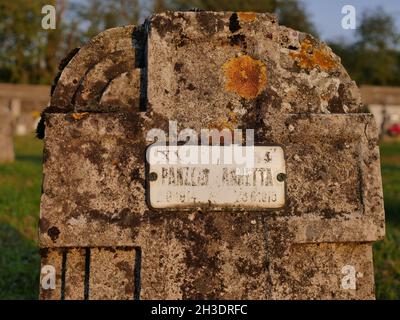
[0,106,15,163]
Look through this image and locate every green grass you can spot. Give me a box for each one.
[0,135,42,299]
[0,136,399,299]
[373,142,400,300]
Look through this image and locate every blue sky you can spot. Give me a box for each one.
[303,0,400,42]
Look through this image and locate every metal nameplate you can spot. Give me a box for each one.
[147,145,286,210]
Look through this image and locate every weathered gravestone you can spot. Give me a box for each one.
[0,104,14,163]
[38,12,385,300]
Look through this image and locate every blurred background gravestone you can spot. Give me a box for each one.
[37,11,385,300]
[0,84,50,136]
[0,104,14,163]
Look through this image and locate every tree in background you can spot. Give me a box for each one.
[0,0,51,84]
[0,0,75,84]
[330,7,400,86]
[70,0,142,41]
[0,0,145,84]
[275,0,316,36]
[154,0,167,13]
[170,0,276,12]
[0,1,399,86]
[169,0,316,35]
[45,0,66,85]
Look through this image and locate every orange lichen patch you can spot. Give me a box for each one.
[320,91,333,101]
[209,111,238,132]
[31,111,41,118]
[207,111,241,144]
[238,12,257,22]
[222,55,267,99]
[290,39,337,72]
[71,112,89,120]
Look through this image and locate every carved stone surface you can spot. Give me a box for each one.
[38,11,385,300]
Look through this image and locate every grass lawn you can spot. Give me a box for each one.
[0,135,399,299]
[0,136,42,299]
[373,142,400,299]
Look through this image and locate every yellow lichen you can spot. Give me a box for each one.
[209,111,238,132]
[31,111,41,118]
[222,55,267,99]
[237,12,257,22]
[207,111,240,144]
[290,39,336,72]
[71,112,89,120]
